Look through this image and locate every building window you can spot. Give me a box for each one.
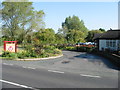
[110,40,112,47]
[113,40,116,47]
[106,40,109,47]
[106,40,116,48]
[118,40,120,50]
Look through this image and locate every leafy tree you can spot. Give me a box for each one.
[85,30,103,42]
[61,15,88,43]
[34,28,56,45]
[66,30,85,44]
[55,33,66,44]
[1,1,45,43]
[99,28,106,32]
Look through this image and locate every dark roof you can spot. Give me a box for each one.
[94,29,120,40]
[93,33,103,40]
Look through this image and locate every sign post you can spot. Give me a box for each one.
[4,41,17,53]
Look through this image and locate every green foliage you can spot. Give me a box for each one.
[2,45,62,59]
[65,46,76,51]
[55,33,66,44]
[85,30,103,42]
[62,15,88,32]
[2,51,17,59]
[66,30,85,44]
[44,45,55,50]
[34,28,55,45]
[61,15,88,43]
[55,44,67,50]
[2,2,45,43]
[0,38,3,46]
[2,51,10,57]
[76,46,95,52]
[44,45,62,55]
[9,53,17,58]
[99,28,106,32]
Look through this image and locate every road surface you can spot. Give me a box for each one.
[1,51,119,89]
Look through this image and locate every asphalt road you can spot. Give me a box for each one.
[1,51,119,89]
[2,64,118,89]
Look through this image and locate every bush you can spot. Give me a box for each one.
[55,44,66,50]
[53,49,62,54]
[9,53,17,59]
[2,51,17,59]
[76,46,94,52]
[65,46,76,51]
[76,47,86,52]
[44,45,56,50]
[2,51,10,57]
[2,45,62,59]
[17,52,26,59]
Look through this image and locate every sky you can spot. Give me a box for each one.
[32,2,118,32]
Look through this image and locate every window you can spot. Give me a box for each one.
[106,40,116,47]
[110,40,112,47]
[113,40,116,47]
[106,40,109,47]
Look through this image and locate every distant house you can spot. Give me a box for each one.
[94,29,120,51]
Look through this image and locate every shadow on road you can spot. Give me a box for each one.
[74,53,120,70]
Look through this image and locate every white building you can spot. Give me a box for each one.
[94,29,120,51]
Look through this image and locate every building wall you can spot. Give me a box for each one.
[99,40,119,51]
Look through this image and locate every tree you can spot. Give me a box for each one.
[61,15,88,43]
[1,1,45,43]
[99,28,106,32]
[66,30,85,44]
[85,30,103,42]
[55,33,66,44]
[34,28,56,45]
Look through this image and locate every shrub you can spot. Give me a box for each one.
[65,46,76,51]
[2,45,62,59]
[76,46,94,52]
[2,51,10,57]
[9,53,17,59]
[44,45,56,50]
[17,52,26,59]
[2,51,17,59]
[76,47,86,52]
[53,49,62,54]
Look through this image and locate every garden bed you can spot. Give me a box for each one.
[1,45,62,60]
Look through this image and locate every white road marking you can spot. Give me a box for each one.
[22,66,36,70]
[3,63,9,65]
[48,70,64,74]
[22,66,28,68]
[80,74,101,78]
[0,79,34,89]
[27,67,36,69]
[3,63,13,66]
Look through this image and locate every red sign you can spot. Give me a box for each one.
[4,41,17,52]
